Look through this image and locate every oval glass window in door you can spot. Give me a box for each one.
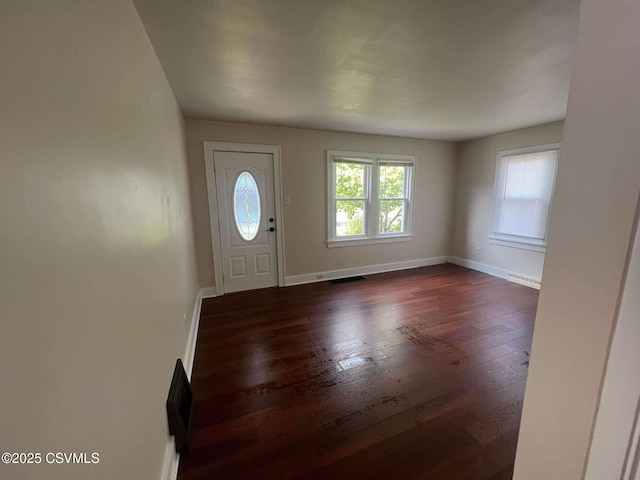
[233,171,261,241]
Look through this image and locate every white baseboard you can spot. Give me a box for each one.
[160,286,213,480]
[446,256,541,290]
[199,287,217,299]
[446,256,509,279]
[285,256,447,286]
[160,443,179,480]
[183,291,201,380]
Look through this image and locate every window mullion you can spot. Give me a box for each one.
[369,161,379,237]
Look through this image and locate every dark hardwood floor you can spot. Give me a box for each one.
[178,264,538,480]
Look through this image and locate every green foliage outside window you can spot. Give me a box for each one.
[335,163,405,235]
[379,166,404,233]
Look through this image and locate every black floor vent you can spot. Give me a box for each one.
[329,276,366,284]
[166,359,193,454]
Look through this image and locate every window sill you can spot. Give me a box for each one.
[488,236,546,253]
[327,235,413,248]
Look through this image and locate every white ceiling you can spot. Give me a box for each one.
[133,0,580,141]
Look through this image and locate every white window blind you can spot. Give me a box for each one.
[490,145,559,250]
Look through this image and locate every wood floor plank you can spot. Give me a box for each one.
[178,264,537,479]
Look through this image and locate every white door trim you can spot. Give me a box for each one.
[204,142,286,295]
[584,194,640,480]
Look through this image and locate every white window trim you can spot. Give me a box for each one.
[327,150,416,247]
[488,143,560,252]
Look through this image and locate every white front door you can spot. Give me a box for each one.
[213,151,279,293]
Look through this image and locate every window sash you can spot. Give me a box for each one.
[378,163,410,235]
[378,198,408,235]
[379,164,409,201]
[332,161,369,238]
[335,199,366,237]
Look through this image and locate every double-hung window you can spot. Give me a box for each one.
[328,150,415,247]
[489,143,560,252]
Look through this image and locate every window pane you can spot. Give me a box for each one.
[336,200,364,236]
[379,165,405,198]
[379,200,404,233]
[335,162,365,198]
[233,171,261,241]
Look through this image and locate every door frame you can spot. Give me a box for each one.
[204,141,286,295]
[584,194,640,480]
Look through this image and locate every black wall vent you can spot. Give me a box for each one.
[166,359,193,454]
[329,276,366,284]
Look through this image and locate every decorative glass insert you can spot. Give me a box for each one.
[233,171,261,241]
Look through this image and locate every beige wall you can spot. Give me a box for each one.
[185,120,458,288]
[0,2,198,480]
[514,0,640,478]
[451,121,564,280]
